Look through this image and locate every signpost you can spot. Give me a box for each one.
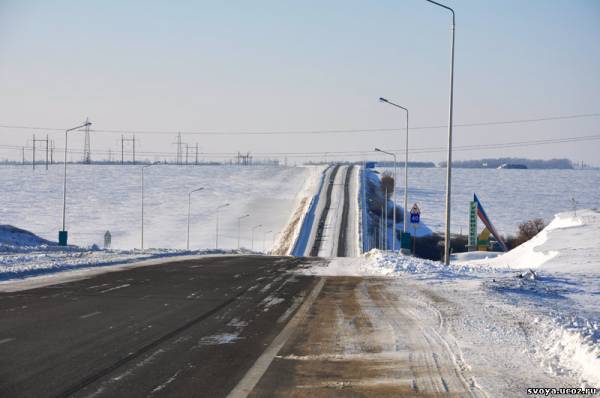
[410,203,420,254]
[468,201,477,251]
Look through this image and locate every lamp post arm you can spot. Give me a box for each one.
[424,0,455,24]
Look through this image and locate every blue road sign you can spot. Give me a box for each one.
[410,203,421,224]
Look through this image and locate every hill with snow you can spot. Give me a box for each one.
[0,225,55,250]
[460,209,599,273]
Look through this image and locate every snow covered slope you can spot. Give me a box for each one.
[1,165,318,251]
[465,209,600,273]
[0,225,55,249]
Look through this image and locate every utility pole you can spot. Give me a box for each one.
[173,133,185,165]
[32,135,49,170]
[186,144,189,165]
[195,143,199,165]
[121,135,136,164]
[45,134,49,170]
[83,117,91,164]
[21,146,25,165]
[50,141,55,164]
[178,133,182,165]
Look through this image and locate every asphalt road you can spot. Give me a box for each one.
[309,164,340,256]
[0,255,322,398]
[336,165,354,257]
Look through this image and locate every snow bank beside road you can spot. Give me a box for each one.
[462,209,599,273]
[0,246,242,282]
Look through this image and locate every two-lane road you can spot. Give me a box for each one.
[0,256,322,398]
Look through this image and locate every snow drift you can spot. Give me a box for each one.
[468,209,599,273]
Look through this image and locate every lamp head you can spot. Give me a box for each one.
[379,97,388,103]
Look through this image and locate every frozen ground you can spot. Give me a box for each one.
[301,209,600,392]
[0,164,320,250]
[376,167,600,236]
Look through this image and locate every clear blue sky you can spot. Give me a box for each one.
[1,0,599,164]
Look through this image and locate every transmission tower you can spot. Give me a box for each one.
[172,133,186,165]
[121,134,136,165]
[83,117,91,164]
[32,134,49,170]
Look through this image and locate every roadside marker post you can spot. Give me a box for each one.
[410,203,421,254]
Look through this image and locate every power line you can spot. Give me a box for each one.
[0,113,598,136]
[0,133,598,159]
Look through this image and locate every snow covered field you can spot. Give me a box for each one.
[302,209,600,391]
[0,164,324,280]
[376,167,600,236]
[0,164,320,250]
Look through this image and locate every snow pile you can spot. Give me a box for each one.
[450,251,501,262]
[467,209,599,273]
[0,225,56,250]
[301,249,498,277]
[531,315,600,386]
[0,247,242,281]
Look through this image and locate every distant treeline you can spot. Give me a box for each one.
[439,158,574,169]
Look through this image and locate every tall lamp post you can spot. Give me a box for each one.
[251,224,262,251]
[424,0,455,265]
[215,203,230,249]
[141,163,159,250]
[59,120,92,246]
[378,98,409,238]
[187,187,205,250]
[374,147,397,252]
[237,214,250,249]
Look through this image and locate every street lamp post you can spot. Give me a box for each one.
[374,147,397,252]
[215,203,230,250]
[263,230,272,253]
[251,224,262,251]
[187,187,205,250]
[59,120,92,246]
[378,98,409,238]
[141,163,159,250]
[237,214,250,249]
[424,0,455,265]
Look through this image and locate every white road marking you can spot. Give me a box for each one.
[87,283,110,290]
[100,284,131,293]
[0,338,15,345]
[80,311,102,319]
[226,277,326,398]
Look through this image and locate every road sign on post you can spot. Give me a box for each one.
[410,204,420,224]
[409,203,420,253]
[468,201,477,251]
